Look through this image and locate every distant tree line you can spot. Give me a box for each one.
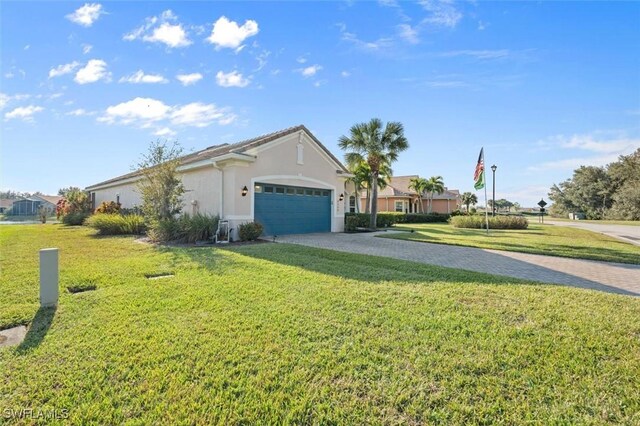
[549,149,640,220]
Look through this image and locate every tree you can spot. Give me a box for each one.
[58,186,81,196]
[424,175,445,213]
[549,166,613,219]
[348,160,392,214]
[339,119,409,229]
[408,177,428,213]
[136,140,185,222]
[461,192,478,214]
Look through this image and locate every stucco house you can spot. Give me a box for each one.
[360,175,461,214]
[86,125,354,238]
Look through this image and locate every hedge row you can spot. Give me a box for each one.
[450,215,528,230]
[344,212,451,231]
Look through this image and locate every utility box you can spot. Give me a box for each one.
[40,248,59,307]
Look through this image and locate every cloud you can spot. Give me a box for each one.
[98,97,236,128]
[206,16,259,50]
[171,102,237,127]
[254,50,270,71]
[341,71,351,78]
[4,105,44,121]
[397,24,419,44]
[440,49,510,59]
[124,10,191,48]
[74,59,110,84]
[298,65,322,78]
[82,44,93,54]
[529,133,640,171]
[66,108,92,116]
[420,0,462,28]
[216,70,250,88]
[154,127,176,137]
[49,61,81,78]
[0,93,31,109]
[176,73,203,86]
[296,56,308,64]
[66,3,104,27]
[119,70,168,84]
[338,23,393,51]
[425,80,467,88]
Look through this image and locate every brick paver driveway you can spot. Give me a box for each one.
[276,231,640,296]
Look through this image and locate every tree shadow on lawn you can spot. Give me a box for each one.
[173,241,638,297]
[16,306,56,354]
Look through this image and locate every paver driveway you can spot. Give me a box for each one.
[276,231,640,296]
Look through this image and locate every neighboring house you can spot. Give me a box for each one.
[86,125,354,238]
[361,175,461,214]
[8,195,61,216]
[0,199,15,214]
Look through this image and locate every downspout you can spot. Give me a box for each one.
[212,161,224,219]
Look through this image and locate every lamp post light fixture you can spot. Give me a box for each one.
[490,164,497,216]
[339,192,344,202]
[241,186,248,197]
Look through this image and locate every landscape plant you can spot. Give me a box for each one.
[450,215,528,230]
[85,213,146,235]
[95,201,121,214]
[461,192,478,214]
[408,177,428,213]
[339,119,409,229]
[238,221,264,241]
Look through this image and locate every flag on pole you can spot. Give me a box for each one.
[473,148,485,190]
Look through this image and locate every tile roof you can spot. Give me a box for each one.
[0,199,15,208]
[86,125,348,189]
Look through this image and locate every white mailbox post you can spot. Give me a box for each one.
[39,248,59,307]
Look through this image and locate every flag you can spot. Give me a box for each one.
[473,148,485,190]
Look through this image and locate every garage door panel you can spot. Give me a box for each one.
[254,183,331,236]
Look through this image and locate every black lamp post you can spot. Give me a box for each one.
[491,164,497,216]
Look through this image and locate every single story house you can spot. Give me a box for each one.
[0,199,15,214]
[361,175,461,214]
[86,125,354,238]
[7,195,62,216]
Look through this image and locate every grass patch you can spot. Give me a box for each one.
[1,225,639,423]
[548,217,640,226]
[383,223,640,264]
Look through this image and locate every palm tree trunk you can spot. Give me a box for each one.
[365,187,370,214]
[370,171,379,229]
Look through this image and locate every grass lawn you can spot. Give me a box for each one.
[546,217,640,226]
[1,225,639,424]
[382,223,640,264]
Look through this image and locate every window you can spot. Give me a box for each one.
[305,189,313,196]
[286,187,295,195]
[313,190,322,196]
[264,186,274,193]
[275,187,285,194]
[349,195,356,213]
[254,184,263,193]
[395,201,404,212]
[296,188,304,195]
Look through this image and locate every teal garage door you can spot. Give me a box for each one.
[254,183,331,236]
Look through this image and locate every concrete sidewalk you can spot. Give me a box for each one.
[276,231,640,296]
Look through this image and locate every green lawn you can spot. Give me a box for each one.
[381,223,640,264]
[1,225,639,424]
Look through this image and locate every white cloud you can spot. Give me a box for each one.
[529,133,640,171]
[66,3,104,27]
[397,24,419,44]
[66,108,93,116]
[82,44,93,54]
[313,80,327,88]
[298,65,322,78]
[99,97,236,128]
[215,70,250,88]
[176,73,203,86]
[49,61,81,78]
[154,127,176,137]
[124,10,191,48]
[206,16,259,50]
[254,50,270,71]
[440,50,510,59]
[0,93,30,109]
[74,59,110,84]
[338,23,393,51]
[420,0,462,28]
[171,102,236,127]
[341,71,351,78]
[4,105,44,121]
[296,56,308,64]
[119,70,168,84]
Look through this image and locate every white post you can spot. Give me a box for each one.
[40,248,59,307]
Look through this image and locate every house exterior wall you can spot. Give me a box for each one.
[363,196,461,214]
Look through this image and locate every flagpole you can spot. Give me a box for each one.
[484,176,489,235]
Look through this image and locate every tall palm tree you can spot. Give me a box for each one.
[408,177,428,213]
[339,119,409,229]
[347,160,392,214]
[461,191,478,214]
[424,175,445,213]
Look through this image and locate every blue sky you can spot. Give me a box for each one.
[1,1,639,206]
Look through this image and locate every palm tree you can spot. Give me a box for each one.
[339,119,409,229]
[408,177,428,213]
[461,192,478,214]
[424,176,445,213]
[347,160,392,214]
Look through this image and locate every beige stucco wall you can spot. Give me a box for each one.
[363,197,461,214]
[89,129,350,237]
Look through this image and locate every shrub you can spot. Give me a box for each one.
[95,201,121,214]
[62,212,90,226]
[238,222,264,241]
[147,218,182,243]
[86,214,146,235]
[450,215,529,230]
[403,213,450,223]
[344,212,404,228]
[179,213,219,243]
[345,216,359,232]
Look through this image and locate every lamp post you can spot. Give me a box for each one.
[491,164,497,216]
